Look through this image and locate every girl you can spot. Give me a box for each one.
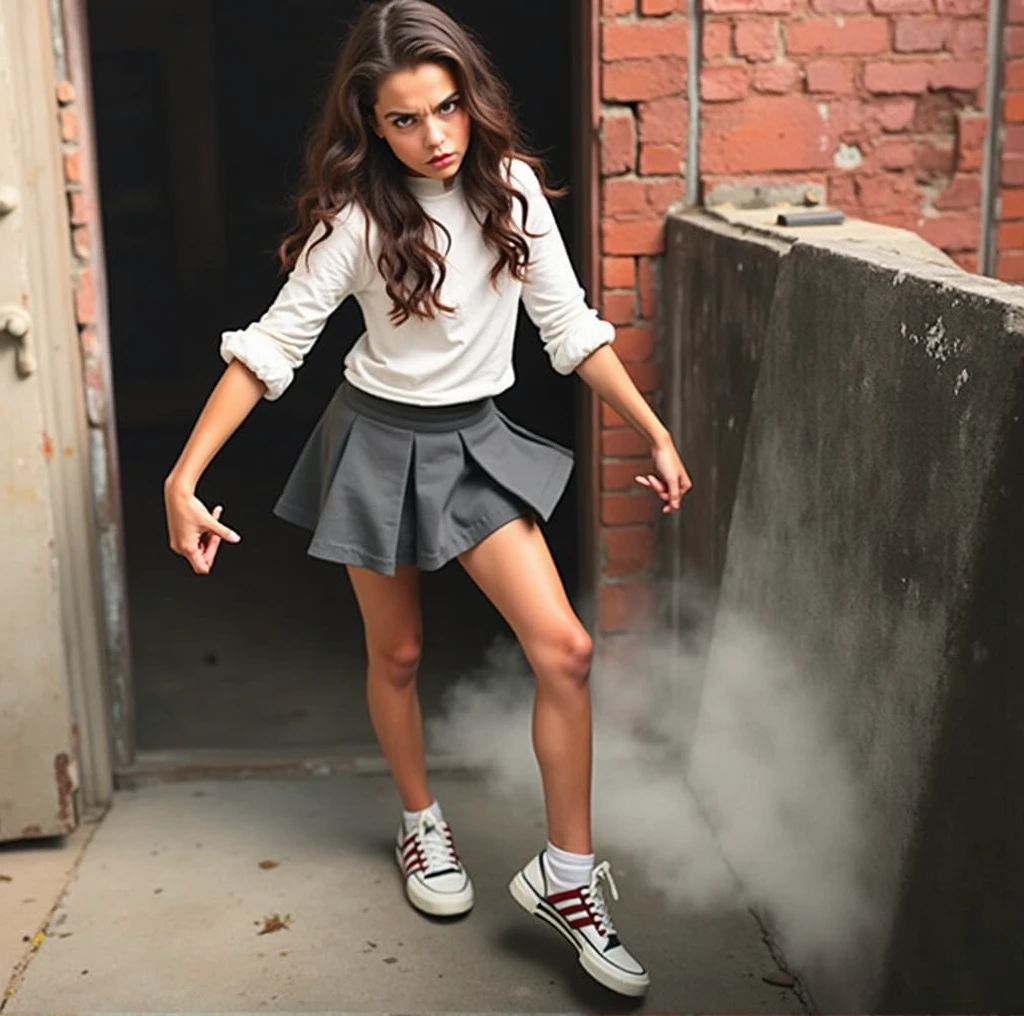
[164,0,690,998]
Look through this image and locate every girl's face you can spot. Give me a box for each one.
[371,62,471,180]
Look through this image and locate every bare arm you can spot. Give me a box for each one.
[511,163,691,513]
[575,343,669,446]
[575,344,692,513]
[163,359,267,574]
[164,210,363,573]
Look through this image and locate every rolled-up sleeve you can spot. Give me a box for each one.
[220,210,366,400]
[516,164,615,375]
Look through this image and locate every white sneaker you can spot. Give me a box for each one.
[395,812,474,917]
[509,852,650,997]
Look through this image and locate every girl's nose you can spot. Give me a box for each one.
[424,117,445,147]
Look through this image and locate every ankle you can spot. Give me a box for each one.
[402,799,443,834]
[401,792,435,813]
[543,840,594,891]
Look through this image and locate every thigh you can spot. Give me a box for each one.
[457,517,585,650]
[346,564,422,651]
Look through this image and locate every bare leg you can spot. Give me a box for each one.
[459,517,593,854]
[347,564,432,812]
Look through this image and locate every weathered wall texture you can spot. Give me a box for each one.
[595,0,1002,635]
[701,0,990,272]
[55,81,99,384]
[660,216,785,605]
[669,210,1024,1011]
[596,0,689,635]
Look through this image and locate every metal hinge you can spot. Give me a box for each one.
[0,304,36,376]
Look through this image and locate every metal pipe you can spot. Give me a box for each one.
[686,0,702,207]
[575,0,602,631]
[981,0,1008,276]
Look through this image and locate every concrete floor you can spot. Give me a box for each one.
[0,822,96,1006]
[1,774,804,1014]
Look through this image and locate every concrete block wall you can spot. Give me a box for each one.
[668,209,1024,1011]
[700,0,990,272]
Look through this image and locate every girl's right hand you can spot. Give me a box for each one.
[164,484,241,575]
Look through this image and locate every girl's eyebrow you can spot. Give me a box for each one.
[384,93,460,120]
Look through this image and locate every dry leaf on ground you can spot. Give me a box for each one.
[257,914,292,935]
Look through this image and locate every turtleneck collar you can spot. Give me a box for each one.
[406,171,463,200]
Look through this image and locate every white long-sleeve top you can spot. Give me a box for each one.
[220,158,615,405]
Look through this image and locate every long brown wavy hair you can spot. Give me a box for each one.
[278,0,564,326]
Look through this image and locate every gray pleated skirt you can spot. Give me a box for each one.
[273,379,574,576]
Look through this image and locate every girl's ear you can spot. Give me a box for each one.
[369,115,385,139]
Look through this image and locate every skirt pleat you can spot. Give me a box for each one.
[273,379,573,575]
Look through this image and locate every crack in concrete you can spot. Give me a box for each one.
[0,812,103,1012]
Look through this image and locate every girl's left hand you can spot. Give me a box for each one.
[635,438,692,513]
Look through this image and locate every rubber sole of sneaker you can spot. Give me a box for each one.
[508,870,650,998]
[394,846,474,917]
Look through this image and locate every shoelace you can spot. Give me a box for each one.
[584,860,620,937]
[415,813,459,872]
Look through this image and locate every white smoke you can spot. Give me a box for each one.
[425,581,879,1005]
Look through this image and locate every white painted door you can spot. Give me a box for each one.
[0,2,78,842]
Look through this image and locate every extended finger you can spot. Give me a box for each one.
[202,506,225,568]
[208,518,241,544]
[636,473,668,498]
[200,504,241,545]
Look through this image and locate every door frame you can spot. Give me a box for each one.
[572,0,602,630]
[58,0,601,782]
[4,0,113,814]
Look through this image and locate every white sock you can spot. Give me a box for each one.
[403,799,443,835]
[542,841,595,892]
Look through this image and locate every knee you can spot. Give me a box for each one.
[538,624,593,690]
[370,638,422,689]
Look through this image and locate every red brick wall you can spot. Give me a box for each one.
[55,79,103,415]
[701,0,990,272]
[594,0,994,636]
[597,0,688,637]
[997,0,1024,279]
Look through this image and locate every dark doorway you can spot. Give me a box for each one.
[87,0,584,753]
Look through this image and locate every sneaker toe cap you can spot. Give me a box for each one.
[608,945,647,977]
[417,870,469,895]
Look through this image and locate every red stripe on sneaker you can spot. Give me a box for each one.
[547,888,585,904]
[559,905,589,920]
[569,916,596,929]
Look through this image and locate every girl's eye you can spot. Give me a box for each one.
[395,116,415,128]
[440,100,458,115]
